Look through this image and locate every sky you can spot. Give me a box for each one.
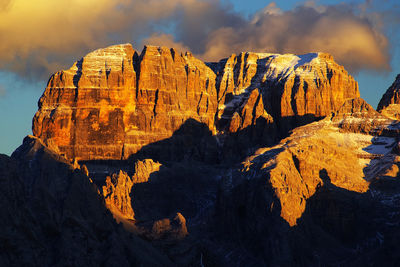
[0,0,400,155]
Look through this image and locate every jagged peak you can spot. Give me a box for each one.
[377,74,400,111]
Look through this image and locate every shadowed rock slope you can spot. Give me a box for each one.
[10,43,400,266]
[214,98,400,265]
[0,136,174,266]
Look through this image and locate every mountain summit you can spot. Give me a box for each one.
[3,43,400,266]
[33,43,359,161]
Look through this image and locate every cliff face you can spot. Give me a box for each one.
[212,52,359,133]
[215,98,400,265]
[377,74,400,120]
[33,43,359,161]
[237,98,394,226]
[378,74,400,111]
[33,44,218,161]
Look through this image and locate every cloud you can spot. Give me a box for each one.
[0,0,241,79]
[0,0,12,11]
[197,3,390,73]
[0,0,395,81]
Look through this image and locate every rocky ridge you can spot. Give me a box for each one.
[0,136,174,266]
[5,43,400,266]
[378,74,400,111]
[215,97,400,265]
[33,44,359,161]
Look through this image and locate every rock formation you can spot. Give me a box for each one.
[33,44,218,161]
[240,98,395,226]
[378,74,400,111]
[150,212,188,240]
[377,74,400,120]
[215,98,400,265]
[14,42,400,266]
[211,52,359,134]
[32,44,359,161]
[101,159,161,222]
[0,136,174,266]
[103,170,135,221]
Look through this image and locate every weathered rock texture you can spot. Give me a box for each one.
[378,74,400,111]
[102,159,161,222]
[102,170,135,221]
[215,98,400,265]
[234,98,395,226]
[33,44,218,161]
[211,52,359,134]
[33,44,359,161]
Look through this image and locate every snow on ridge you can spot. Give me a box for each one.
[259,52,320,81]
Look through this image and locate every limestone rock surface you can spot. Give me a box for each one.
[211,52,359,134]
[101,159,161,223]
[33,44,218,161]
[33,44,359,161]
[378,74,400,111]
[215,98,400,265]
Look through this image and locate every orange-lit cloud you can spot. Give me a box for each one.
[0,0,225,78]
[0,0,394,80]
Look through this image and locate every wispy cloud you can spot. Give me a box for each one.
[0,0,396,80]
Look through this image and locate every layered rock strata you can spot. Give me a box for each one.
[220,98,399,226]
[214,98,400,265]
[378,74,400,111]
[102,159,161,222]
[33,44,359,161]
[33,44,218,161]
[211,52,359,133]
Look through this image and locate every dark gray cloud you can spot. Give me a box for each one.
[205,3,390,72]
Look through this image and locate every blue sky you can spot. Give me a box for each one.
[1,0,399,155]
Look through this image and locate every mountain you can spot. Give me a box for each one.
[0,136,174,266]
[32,44,359,162]
[3,43,400,266]
[216,98,400,265]
[377,74,400,120]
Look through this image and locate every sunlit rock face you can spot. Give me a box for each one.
[215,98,400,265]
[33,44,359,161]
[378,74,400,111]
[102,159,161,222]
[33,44,218,161]
[218,98,399,226]
[378,74,400,120]
[211,52,359,134]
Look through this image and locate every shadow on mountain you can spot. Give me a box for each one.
[212,167,400,266]
[291,169,379,266]
[128,118,220,165]
[81,112,326,189]
[1,136,174,266]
